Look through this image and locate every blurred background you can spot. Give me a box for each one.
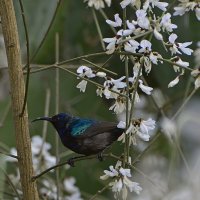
[0,0,200,199]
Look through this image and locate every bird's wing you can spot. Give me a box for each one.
[73,121,121,139]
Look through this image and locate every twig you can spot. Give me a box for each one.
[172,88,197,120]
[18,0,30,116]
[92,8,105,51]
[32,155,98,181]
[0,151,18,159]
[1,168,21,199]
[89,184,110,200]
[30,0,63,62]
[55,32,60,200]
[81,58,117,76]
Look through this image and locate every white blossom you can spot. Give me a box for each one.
[168,33,193,55]
[85,0,111,10]
[168,76,180,88]
[109,98,126,114]
[106,14,122,27]
[143,0,168,11]
[194,75,200,89]
[117,121,126,129]
[195,7,200,20]
[136,10,150,29]
[139,80,153,95]
[149,52,163,64]
[77,66,95,78]
[124,39,140,53]
[96,71,107,78]
[101,162,142,199]
[153,28,163,41]
[160,13,177,32]
[76,80,87,92]
[120,0,140,9]
[174,57,189,68]
[103,37,119,54]
[139,40,152,53]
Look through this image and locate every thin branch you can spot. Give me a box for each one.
[0,151,18,159]
[81,58,117,76]
[172,88,197,120]
[92,8,105,51]
[1,168,21,199]
[18,0,30,116]
[32,155,98,181]
[30,0,63,62]
[55,32,60,200]
[89,184,110,200]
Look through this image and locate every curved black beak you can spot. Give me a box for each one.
[32,117,52,123]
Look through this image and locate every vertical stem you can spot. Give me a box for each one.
[0,0,39,199]
[55,32,60,200]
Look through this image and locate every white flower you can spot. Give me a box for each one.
[168,33,193,55]
[85,0,111,10]
[117,29,133,37]
[168,76,180,88]
[139,40,152,53]
[173,57,189,68]
[174,6,187,16]
[103,37,119,54]
[106,13,122,27]
[109,98,126,114]
[194,75,200,89]
[139,80,153,95]
[136,10,150,29]
[139,118,156,141]
[195,7,200,21]
[76,80,87,92]
[149,52,163,64]
[96,71,107,77]
[117,121,126,129]
[64,177,79,193]
[124,39,140,53]
[123,176,142,194]
[160,13,177,32]
[143,0,168,11]
[120,0,139,9]
[77,66,95,78]
[103,76,126,99]
[143,56,152,74]
[96,87,103,97]
[101,163,142,199]
[153,28,163,41]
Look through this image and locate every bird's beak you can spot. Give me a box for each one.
[32,117,52,123]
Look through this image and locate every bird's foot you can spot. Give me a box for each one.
[67,158,75,167]
[97,152,104,162]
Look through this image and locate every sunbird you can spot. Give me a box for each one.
[32,113,124,166]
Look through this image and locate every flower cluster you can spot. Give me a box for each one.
[117,118,156,144]
[100,160,142,199]
[76,65,153,114]
[174,0,200,21]
[6,135,82,199]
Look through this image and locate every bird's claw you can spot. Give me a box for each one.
[67,158,75,167]
[97,152,104,162]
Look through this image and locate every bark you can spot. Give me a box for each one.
[0,0,39,199]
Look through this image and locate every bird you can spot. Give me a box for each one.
[32,113,124,166]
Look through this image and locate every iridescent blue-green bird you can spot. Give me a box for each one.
[32,113,124,166]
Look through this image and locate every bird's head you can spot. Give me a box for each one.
[32,113,72,133]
